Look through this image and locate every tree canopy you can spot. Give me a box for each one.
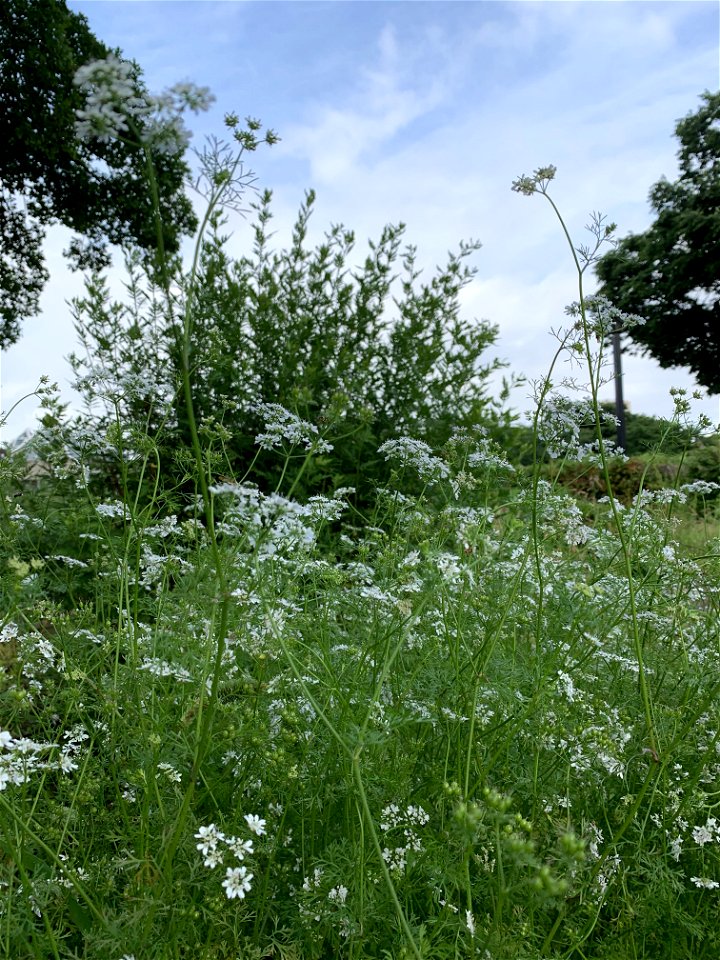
[595,90,720,393]
[0,0,200,347]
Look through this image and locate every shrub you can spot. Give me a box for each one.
[68,190,506,518]
[578,401,700,456]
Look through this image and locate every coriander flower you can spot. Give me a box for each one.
[511,165,557,196]
[74,55,214,154]
[691,876,719,890]
[95,500,126,519]
[166,81,215,112]
[195,823,224,855]
[226,836,254,859]
[203,847,224,869]
[222,865,253,899]
[328,885,348,903]
[244,814,266,836]
[156,762,182,783]
[692,824,715,846]
[74,55,145,143]
[254,402,332,453]
[378,437,449,482]
[58,751,78,773]
[682,480,720,496]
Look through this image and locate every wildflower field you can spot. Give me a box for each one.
[2,66,720,960]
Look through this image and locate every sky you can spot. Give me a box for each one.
[2,0,719,442]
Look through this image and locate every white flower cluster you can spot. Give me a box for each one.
[155,762,181,784]
[0,726,87,790]
[95,500,127,519]
[538,489,593,547]
[301,866,324,893]
[378,437,450,482]
[556,670,578,703]
[74,55,143,143]
[644,488,688,507]
[327,884,348,903]
[8,506,44,529]
[691,876,719,890]
[1,622,18,646]
[16,631,66,695]
[50,554,89,569]
[380,802,429,874]
[565,295,646,337]
[195,815,266,899]
[295,867,353,937]
[254,403,333,453]
[139,657,193,683]
[74,55,214,154]
[212,483,349,560]
[691,817,720,847]
[466,439,515,473]
[137,543,192,592]
[682,480,720,496]
[537,395,594,461]
[144,515,180,539]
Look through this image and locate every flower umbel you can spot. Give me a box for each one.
[244,814,267,836]
[511,165,557,196]
[74,55,215,153]
[196,815,266,897]
[222,865,254,899]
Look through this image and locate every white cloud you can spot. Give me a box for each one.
[281,21,449,186]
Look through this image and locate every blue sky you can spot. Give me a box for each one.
[2,0,719,440]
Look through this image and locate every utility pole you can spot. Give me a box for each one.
[612,327,627,452]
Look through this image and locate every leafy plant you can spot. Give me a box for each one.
[1,64,719,960]
[69,183,506,516]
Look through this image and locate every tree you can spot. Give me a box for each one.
[67,191,506,513]
[0,0,203,347]
[595,90,720,393]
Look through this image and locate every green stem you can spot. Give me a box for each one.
[538,187,658,757]
[0,793,108,929]
[352,749,423,960]
[133,129,251,931]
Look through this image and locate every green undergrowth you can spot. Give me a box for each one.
[2,410,719,960]
[1,95,719,960]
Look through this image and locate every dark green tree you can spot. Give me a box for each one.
[0,0,199,347]
[595,90,720,393]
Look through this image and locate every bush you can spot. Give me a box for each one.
[578,401,700,456]
[554,457,674,504]
[68,191,506,517]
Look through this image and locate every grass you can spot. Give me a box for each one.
[1,126,719,960]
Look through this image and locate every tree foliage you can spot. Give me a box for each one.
[67,191,505,512]
[595,90,720,393]
[0,0,197,346]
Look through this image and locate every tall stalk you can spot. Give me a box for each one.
[512,167,658,757]
[128,120,278,908]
